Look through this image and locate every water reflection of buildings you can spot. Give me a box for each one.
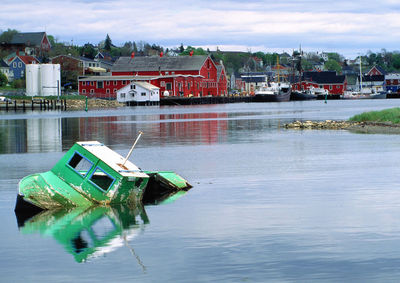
[0,118,62,154]
[0,112,229,154]
[16,205,149,264]
[74,113,229,146]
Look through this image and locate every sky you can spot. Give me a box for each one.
[1,0,400,59]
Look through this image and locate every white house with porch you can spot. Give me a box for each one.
[116,81,160,104]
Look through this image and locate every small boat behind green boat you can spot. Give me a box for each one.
[16,140,192,211]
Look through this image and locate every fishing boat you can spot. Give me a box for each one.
[15,136,191,211]
[290,88,317,101]
[254,56,291,102]
[254,81,291,102]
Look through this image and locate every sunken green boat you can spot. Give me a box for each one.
[16,141,191,211]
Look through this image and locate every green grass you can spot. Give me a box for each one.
[349,107,400,124]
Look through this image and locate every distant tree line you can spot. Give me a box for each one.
[3,29,400,78]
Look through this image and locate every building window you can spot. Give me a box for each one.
[141,92,146,96]
[106,81,110,86]
[106,89,110,94]
[166,83,172,90]
[113,81,117,85]
[91,81,94,86]
[13,62,16,68]
[130,84,136,89]
[18,62,22,68]
[121,93,125,98]
[122,80,126,85]
[90,89,94,94]
[113,88,117,93]
[329,85,332,90]
[208,72,210,79]
[97,81,103,89]
[82,89,86,94]
[160,81,166,87]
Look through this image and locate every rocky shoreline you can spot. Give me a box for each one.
[66,99,124,110]
[284,120,400,134]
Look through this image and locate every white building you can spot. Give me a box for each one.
[117,81,160,104]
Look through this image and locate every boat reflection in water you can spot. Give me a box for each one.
[16,203,151,264]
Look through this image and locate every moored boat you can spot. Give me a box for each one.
[15,140,191,211]
[254,82,291,102]
[290,89,317,101]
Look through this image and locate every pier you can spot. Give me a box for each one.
[0,99,67,111]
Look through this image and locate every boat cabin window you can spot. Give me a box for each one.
[89,167,115,192]
[68,152,93,177]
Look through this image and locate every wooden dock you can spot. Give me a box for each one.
[0,99,67,111]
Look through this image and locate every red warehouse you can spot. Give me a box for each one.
[292,71,347,95]
[78,55,228,99]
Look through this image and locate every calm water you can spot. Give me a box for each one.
[2,99,400,282]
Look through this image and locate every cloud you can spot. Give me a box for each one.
[1,0,399,57]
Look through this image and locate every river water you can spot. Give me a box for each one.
[2,99,400,282]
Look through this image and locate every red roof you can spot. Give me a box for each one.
[19,55,39,64]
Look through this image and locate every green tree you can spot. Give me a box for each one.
[104,34,112,51]
[80,43,96,59]
[0,28,19,43]
[324,59,342,74]
[0,72,7,87]
[12,78,25,89]
[326,52,343,63]
[179,46,207,56]
[392,53,400,70]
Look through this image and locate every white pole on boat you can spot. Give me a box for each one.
[122,131,143,166]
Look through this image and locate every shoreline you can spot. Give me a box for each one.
[284,120,400,134]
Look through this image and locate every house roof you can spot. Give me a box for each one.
[19,55,40,64]
[135,81,160,90]
[367,65,386,75]
[112,55,209,72]
[303,71,345,84]
[362,75,385,82]
[0,60,8,68]
[9,55,40,65]
[10,32,46,46]
[78,74,203,82]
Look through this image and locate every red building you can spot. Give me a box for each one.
[292,71,347,94]
[78,55,228,99]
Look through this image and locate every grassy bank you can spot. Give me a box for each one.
[349,107,400,124]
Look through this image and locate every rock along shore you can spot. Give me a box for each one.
[284,120,400,134]
[66,99,124,110]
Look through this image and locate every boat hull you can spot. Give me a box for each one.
[254,90,291,102]
[290,91,317,101]
[17,171,148,210]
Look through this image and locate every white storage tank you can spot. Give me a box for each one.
[40,64,60,96]
[26,64,40,96]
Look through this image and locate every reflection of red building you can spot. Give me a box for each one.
[76,112,228,146]
[159,112,228,144]
[78,55,228,99]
